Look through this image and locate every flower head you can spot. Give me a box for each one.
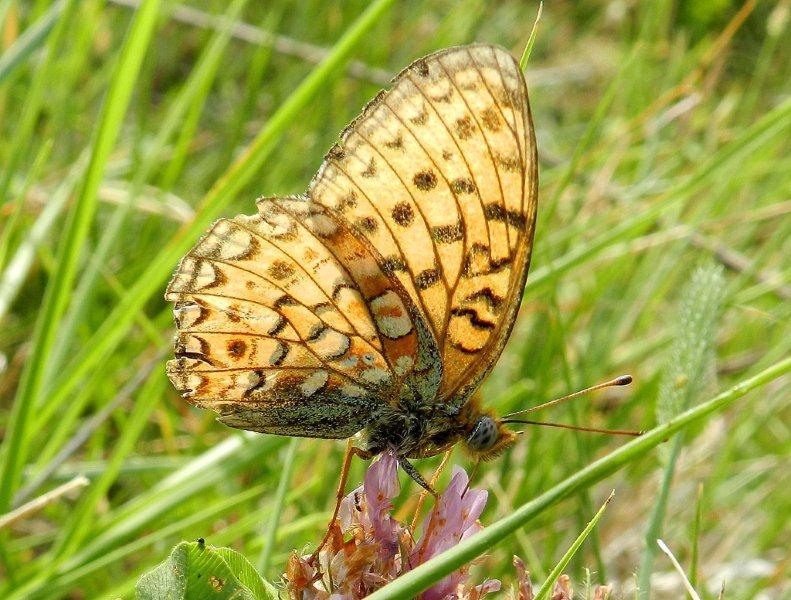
[285,451,615,599]
[411,466,492,600]
[285,451,498,599]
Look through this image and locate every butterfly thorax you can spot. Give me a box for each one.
[362,388,517,461]
[362,402,459,459]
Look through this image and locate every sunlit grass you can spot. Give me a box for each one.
[1,1,789,598]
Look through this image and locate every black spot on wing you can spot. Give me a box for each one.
[464,287,505,312]
[382,255,407,275]
[413,169,438,191]
[355,216,378,233]
[431,222,463,244]
[361,157,377,178]
[450,178,476,194]
[415,268,441,290]
[391,202,414,227]
[450,307,496,330]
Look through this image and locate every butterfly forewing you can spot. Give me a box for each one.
[309,44,538,406]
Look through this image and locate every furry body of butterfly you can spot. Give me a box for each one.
[166,43,538,490]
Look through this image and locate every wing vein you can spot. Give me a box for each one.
[273,199,396,369]
[469,47,524,261]
[401,71,490,302]
[373,97,459,299]
[231,218,367,340]
[175,266,380,389]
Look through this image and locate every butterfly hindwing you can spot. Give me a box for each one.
[165,206,413,433]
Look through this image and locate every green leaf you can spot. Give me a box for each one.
[135,541,277,600]
[213,546,279,600]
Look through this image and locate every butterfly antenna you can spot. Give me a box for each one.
[503,375,632,420]
[500,419,643,437]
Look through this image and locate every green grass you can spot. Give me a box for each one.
[1,1,789,598]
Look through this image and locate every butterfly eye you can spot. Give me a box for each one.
[466,416,499,452]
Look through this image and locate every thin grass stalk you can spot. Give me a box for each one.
[0,139,53,271]
[0,0,65,85]
[0,150,89,321]
[637,264,725,598]
[547,296,607,579]
[58,434,279,574]
[518,3,542,71]
[0,0,76,207]
[258,438,299,575]
[689,483,703,596]
[42,481,272,595]
[538,45,639,232]
[157,0,250,188]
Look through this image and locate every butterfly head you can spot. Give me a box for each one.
[464,413,518,461]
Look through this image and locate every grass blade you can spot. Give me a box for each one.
[689,483,703,592]
[0,150,88,321]
[0,0,163,513]
[257,438,299,575]
[534,491,614,600]
[7,370,166,599]
[518,2,542,70]
[0,0,65,85]
[656,539,701,600]
[365,356,791,599]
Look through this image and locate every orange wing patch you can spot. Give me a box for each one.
[262,197,441,392]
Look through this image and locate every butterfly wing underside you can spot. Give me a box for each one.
[309,44,538,407]
[166,43,536,437]
[165,196,438,437]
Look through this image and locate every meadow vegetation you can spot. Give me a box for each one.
[0,1,789,597]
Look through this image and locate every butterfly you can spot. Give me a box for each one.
[166,43,537,493]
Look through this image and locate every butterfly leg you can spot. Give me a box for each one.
[397,455,438,498]
[410,449,452,530]
[310,439,371,561]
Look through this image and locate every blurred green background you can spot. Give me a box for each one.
[0,0,789,598]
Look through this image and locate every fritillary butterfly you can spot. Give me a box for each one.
[166,44,538,489]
